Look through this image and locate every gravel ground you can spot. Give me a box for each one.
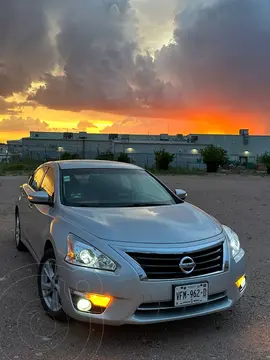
[0,175,269,360]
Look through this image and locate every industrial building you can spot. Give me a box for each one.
[0,143,9,162]
[6,129,270,168]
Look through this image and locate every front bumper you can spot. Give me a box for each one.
[56,248,246,326]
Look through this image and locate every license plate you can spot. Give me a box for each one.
[174,283,208,307]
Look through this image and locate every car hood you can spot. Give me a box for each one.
[61,202,223,244]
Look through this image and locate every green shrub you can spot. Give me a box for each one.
[0,161,38,174]
[145,165,204,175]
[60,152,80,160]
[96,150,114,161]
[117,153,131,163]
[200,145,228,173]
[258,152,270,174]
[154,149,175,170]
[3,163,26,171]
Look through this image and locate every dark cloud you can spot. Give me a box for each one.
[0,0,55,97]
[2,0,181,114]
[31,0,180,114]
[133,54,182,110]
[32,0,138,112]
[0,96,37,116]
[156,0,270,113]
[3,0,270,120]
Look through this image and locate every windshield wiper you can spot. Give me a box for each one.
[121,203,171,207]
[70,203,105,208]
[69,202,172,208]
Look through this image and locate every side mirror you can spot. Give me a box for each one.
[175,189,187,200]
[28,190,53,205]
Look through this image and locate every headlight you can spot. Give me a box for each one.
[65,234,117,271]
[222,225,240,257]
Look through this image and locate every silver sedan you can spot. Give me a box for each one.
[15,160,246,325]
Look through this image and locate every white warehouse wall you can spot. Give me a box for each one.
[14,131,270,166]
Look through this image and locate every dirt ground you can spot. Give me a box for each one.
[0,174,270,360]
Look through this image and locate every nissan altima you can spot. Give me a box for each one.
[15,160,246,325]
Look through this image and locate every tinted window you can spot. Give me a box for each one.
[60,168,179,207]
[41,168,55,197]
[30,167,47,191]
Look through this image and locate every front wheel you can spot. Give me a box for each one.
[15,212,28,251]
[38,249,68,321]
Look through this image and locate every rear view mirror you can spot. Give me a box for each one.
[175,189,187,200]
[28,190,53,205]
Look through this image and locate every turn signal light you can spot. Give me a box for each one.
[66,237,75,262]
[235,275,246,292]
[85,293,112,308]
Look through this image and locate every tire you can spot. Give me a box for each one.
[38,249,68,322]
[15,212,28,251]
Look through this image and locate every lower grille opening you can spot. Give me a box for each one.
[135,292,227,318]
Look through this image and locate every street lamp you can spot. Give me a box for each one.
[57,146,65,159]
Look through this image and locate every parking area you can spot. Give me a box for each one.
[0,174,270,360]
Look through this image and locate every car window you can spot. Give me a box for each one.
[30,167,47,191]
[136,175,165,198]
[119,174,132,189]
[60,168,179,207]
[40,167,55,198]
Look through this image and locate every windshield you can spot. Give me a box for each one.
[60,168,178,208]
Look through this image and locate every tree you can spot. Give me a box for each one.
[154,149,175,170]
[258,152,270,174]
[117,153,131,163]
[60,152,80,160]
[96,150,114,161]
[200,145,228,173]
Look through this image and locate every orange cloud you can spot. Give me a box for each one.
[0,116,49,132]
[0,96,19,115]
[77,120,98,131]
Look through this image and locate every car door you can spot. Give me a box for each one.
[28,166,56,260]
[18,174,34,242]
[20,166,47,251]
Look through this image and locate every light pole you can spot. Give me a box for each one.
[57,147,64,160]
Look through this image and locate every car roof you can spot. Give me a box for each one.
[43,160,142,170]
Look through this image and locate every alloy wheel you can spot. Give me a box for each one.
[15,215,20,246]
[40,259,62,312]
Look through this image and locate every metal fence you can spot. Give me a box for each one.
[123,153,206,170]
[21,150,206,170]
[20,149,259,170]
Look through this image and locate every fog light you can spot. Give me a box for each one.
[85,294,112,308]
[77,298,92,312]
[236,275,246,292]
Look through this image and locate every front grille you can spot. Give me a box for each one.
[127,242,224,280]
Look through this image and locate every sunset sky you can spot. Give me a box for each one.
[1,0,270,143]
